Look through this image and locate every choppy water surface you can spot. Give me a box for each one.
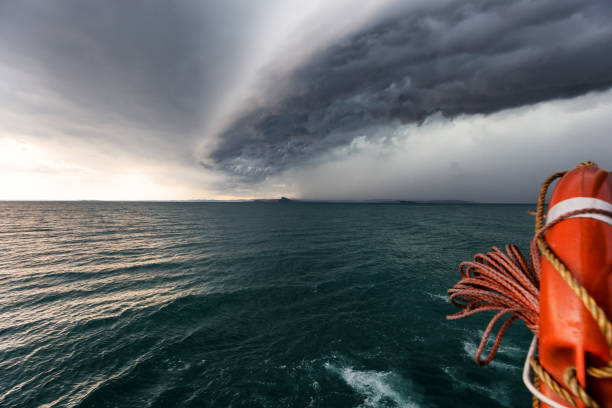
[0,202,535,407]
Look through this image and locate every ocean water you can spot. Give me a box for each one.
[0,202,536,408]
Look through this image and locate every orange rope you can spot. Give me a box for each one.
[447,244,539,365]
[447,207,612,364]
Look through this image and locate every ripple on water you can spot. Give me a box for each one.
[0,202,535,407]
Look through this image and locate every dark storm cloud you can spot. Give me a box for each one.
[0,0,261,146]
[209,0,612,181]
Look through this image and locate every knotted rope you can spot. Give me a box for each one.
[447,162,612,408]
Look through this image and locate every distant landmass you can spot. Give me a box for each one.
[253,196,293,203]
[400,200,473,204]
[251,197,474,204]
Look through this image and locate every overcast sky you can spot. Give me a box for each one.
[1,0,611,201]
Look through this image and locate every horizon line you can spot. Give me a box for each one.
[0,199,539,205]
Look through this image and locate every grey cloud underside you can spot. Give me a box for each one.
[209,0,612,182]
[0,0,262,149]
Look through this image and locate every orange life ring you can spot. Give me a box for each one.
[540,164,612,407]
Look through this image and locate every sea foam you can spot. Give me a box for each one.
[325,362,418,408]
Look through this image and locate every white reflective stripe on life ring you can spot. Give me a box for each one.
[546,197,612,226]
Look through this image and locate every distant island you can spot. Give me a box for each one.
[253,196,293,203]
[251,197,474,204]
[400,200,473,204]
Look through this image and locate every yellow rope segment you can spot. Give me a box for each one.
[564,367,600,408]
[531,162,611,408]
[537,241,612,347]
[533,374,541,408]
[531,357,578,407]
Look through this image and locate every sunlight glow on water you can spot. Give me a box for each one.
[0,202,535,407]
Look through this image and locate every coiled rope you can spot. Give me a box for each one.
[447,162,612,408]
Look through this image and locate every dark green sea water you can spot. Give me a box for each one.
[1,202,536,407]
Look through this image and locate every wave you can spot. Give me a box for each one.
[424,292,449,303]
[0,202,535,407]
[441,365,513,407]
[325,362,418,408]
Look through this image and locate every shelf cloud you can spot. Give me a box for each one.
[1,0,611,200]
[207,0,612,182]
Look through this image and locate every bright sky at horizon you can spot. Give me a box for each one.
[1,0,612,201]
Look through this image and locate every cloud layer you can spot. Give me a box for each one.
[0,1,271,151]
[274,89,612,202]
[1,0,611,200]
[208,0,612,182]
